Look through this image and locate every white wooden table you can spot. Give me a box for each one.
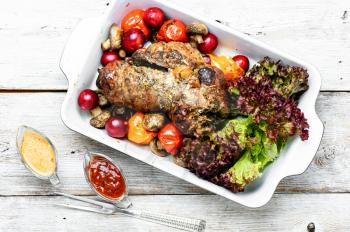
[0,0,349,231]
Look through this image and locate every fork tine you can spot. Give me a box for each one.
[54,203,113,215]
[54,192,114,209]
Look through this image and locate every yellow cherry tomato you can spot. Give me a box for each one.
[128,112,157,145]
[209,54,245,81]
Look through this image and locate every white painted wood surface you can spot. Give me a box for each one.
[0,0,349,231]
[1,194,349,231]
[0,0,349,90]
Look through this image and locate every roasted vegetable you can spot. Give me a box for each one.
[186,22,208,35]
[105,117,128,138]
[127,112,157,144]
[198,33,218,54]
[101,39,111,51]
[189,34,204,44]
[149,138,169,157]
[110,105,135,120]
[90,106,103,117]
[109,23,123,50]
[142,113,166,132]
[97,92,109,107]
[209,54,245,81]
[246,57,309,99]
[156,19,188,42]
[90,110,111,128]
[101,24,123,51]
[158,123,184,155]
[121,9,150,39]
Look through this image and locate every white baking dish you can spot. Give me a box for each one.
[60,0,324,207]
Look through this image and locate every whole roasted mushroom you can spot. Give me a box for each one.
[186,22,208,35]
[142,113,166,132]
[101,23,123,51]
[149,138,169,157]
[90,110,111,128]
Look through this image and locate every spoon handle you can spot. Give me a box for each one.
[126,210,206,232]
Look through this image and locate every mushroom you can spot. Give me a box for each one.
[90,110,111,128]
[110,105,135,120]
[149,138,169,157]
[101,39,111,51]
[109,23,123,50]
[142,113,166,132]
[97,92,109,107]
[186,22,208,35]
[101,23,123,51]
[190,34,204,44]
[90,106,103,117]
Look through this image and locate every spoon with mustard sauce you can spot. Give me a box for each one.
[16,125,60,185]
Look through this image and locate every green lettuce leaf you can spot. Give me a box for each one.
[217,116,253,149]
[214,127,286,192]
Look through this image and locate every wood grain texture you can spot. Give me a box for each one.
[0,92,345,195]
[0,194,349,232]
[0,0,349,90]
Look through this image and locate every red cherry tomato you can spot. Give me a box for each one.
[105,117,128,138]
[144,7,165,29]
[158,123,183,155]
[121,9,150,39]
[232,55,250,72]
[156,19,188,42]
[122,28,146,53]
[78,89,99,110]
[198,33,218,54]
[101,51,120,66]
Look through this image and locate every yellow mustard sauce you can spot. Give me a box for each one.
[20,130,56,177]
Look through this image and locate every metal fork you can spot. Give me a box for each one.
[54,192,206,232]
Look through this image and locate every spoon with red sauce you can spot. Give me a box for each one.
[83,152,131,208]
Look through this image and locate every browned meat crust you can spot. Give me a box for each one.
[131,42,205,70]
[98,42,232,135]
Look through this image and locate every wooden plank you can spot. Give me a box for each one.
[0,92,346,195]
[0,194,349,231]
[0,0,349,90]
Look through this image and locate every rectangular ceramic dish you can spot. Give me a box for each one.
[60,0,324,207]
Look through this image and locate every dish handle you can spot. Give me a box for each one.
[60,17,104,83]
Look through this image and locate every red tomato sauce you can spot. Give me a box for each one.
[87,156,126,199]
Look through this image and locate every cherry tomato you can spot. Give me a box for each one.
[158,123,183,155]
[78,89,99,110]
[105,117,128,138]
[128,112,157,145]
[156,19,188,42]
[121,9,150,39]
[198,33,218,54]
[232,55,250,72]
[144,7,165,29]
[122,28,145,53]
[101,51,120,66]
